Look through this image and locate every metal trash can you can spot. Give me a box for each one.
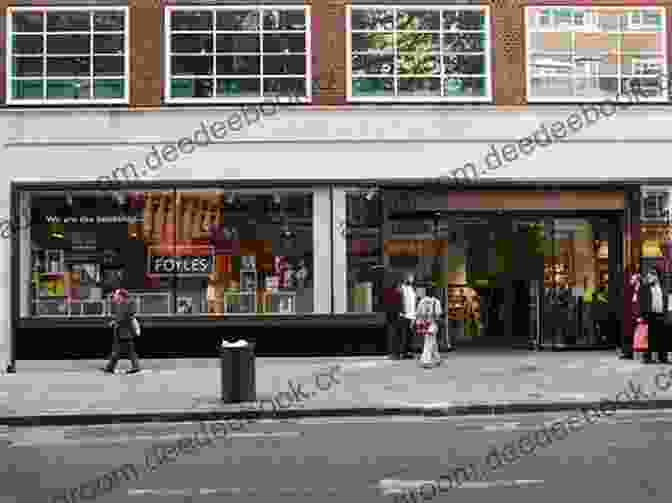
[220,340,256,403]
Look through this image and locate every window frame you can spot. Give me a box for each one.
[525,6,668,103]
[164,4,312,104]
[346,4,492,103]
[6,5,130,105]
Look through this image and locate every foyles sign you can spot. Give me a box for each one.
[148,256,214,275]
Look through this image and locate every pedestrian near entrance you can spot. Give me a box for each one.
[639,267,669,364]
[400,273,418,359]
[416,288,443,368]
[383,274,405,360]
[103,288,142,374]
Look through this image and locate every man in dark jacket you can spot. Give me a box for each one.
[639,267,669,364]
[103,288,141,374]
[383,275,405,359]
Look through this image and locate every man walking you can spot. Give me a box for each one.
[639,267,669,364]
[103,288,142,374]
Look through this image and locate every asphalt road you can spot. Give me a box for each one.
[2,410,672,503]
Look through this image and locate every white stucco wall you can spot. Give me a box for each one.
[2,104,672,365]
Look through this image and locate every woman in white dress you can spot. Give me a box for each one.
[416,287,443,368]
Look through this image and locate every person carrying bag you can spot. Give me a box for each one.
[103,288,142,374]
[416,288,442,368]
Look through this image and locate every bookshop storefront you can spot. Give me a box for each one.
[382,187,630,350]
[8,180,636,360]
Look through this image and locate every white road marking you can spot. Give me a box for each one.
[483,422,520,431]
[8,430,301,447]
[378,479,545,493]
[128,487,340,496]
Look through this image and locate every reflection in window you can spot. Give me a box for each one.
[8,7,128,103]
[166,6,310,101]
[349,6,491,101]
[526,6,667,101]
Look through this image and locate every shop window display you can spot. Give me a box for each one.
[345,190,383,313]
[19,188,314,317]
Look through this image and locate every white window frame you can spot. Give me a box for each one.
[346,4,492,102]
[164,5,311,104]
[6,6,130,105]
[525,6,667,103]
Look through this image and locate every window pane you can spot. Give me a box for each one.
[47,79,91,100]
[12,79,43,99]
[216,10,259,31]
[94,12,125,32]
[171,55,213,76]
[216,55,260,75]
[216,34,260,53]
[352,33,394,53]
[622,76,662,98]
[443,33,486,52]
[13,12,43,33]
[528,54,573,78]
[621,32,664,52]
[13,57,42,77]
[444,77,487,97]
[442,10,486,31]
[262,55,305,75]
[216,78,261,97]
[397,33,440,54]
[171,11,213,31]
[171,78,215,98]
[171,34,214,54]
[47,34,91,55]
[13,35,43,54]
[527,32,572,53]
[94,34,124,54]
[398,54,440,75]
[262,10,305,31]
[397,10,440,31]
[443,54,486,75]
[94,79,124,98]
[573,76,618,99]
[263,33,306,53]
[529,76,574,98]
[47,12,91,32]
[352,78,394,97]
[94,56,123,76]
[352,54,395,75]
[47,57,90,77]
[263,77,306,96]
[398,78,441,96]
[351,9,394,31]
[346,191,382,314]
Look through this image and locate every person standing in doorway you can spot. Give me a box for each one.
[103,288,142,374]
[639,266,668,364]
[400,273,417,359]
[416,287,443,368]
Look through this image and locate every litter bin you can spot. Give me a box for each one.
[220,340,256,403]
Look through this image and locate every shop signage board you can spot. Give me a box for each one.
[148,255,214,275]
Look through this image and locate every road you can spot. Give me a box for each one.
[1,410,671,502]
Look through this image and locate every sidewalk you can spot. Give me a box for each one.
[2,351,672,426]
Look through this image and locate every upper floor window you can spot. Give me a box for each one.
[165,5,311,103]
[347,5,492,102]
[526,7,667,102]
[7,6,129,105]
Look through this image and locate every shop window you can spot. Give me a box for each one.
[343,190,383,313]
[347,5,492,101]
[165,5,311,102]
[526,6,667,102]
[8,7,128,104]
[21,189,169,318]
[175,190,314,315]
